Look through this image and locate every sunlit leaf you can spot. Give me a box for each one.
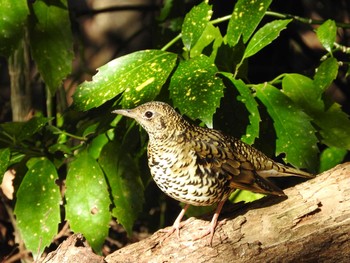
[316,19,337,53]
[169,55,225,127]
[182,1,213,52]
[255,83,318,171]
[227,0,272,46]
[319,147,347,173]
[14,158,61,259]
[73,50,177,110]
[190,23,222,59]
[282,73,350,150]
[65,151,111,252]
[244,19,291,59]
[314,57,339,92]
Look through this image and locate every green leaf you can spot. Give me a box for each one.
[169,55,225,127]
[282,74,324,112]
[316,19,337,53]
[99,140,144,235]
[17,116,51,142]
[65,151,111,252]
[282,73,350,150]
[0,0,29,57]
[29,0,73,94]
[181,1,213,52]
[73,50,177,110]
[319,147,347,173]
[190,23,223,59]
[316,103,350,149]
[0,148,11,181]
[255,83,318,171]
[314,57,339,92]
[14,158,61,259]
[229,190,265,203]
[227,0,272,46]
[87,133,109,159]
[244,19,291,59]
[220,74,260,144]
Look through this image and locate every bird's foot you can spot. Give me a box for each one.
[192,219,227,246]
[159,219,189,244]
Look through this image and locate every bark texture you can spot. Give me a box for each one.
[43,163,350,263]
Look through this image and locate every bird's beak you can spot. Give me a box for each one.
[112,109,135,119]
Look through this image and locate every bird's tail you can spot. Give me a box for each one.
[257,163,314,179]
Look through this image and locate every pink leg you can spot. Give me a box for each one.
[193,200,226,245]
[160,204,190,241]
[172,203,190,238]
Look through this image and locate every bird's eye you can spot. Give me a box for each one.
[144,111,153,118]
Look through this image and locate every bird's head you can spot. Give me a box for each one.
[112,101,186,139]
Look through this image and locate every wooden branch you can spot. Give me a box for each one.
[41,163,350,262]
[106,163,350,262]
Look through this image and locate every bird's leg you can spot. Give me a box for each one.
[159,204,190,242]
[193,200,226,246]
[171,203,190,238]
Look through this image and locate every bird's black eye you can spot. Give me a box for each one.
[144,111,153,118]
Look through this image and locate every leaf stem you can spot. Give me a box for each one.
[265,11,350,28]
[161,9,350,52]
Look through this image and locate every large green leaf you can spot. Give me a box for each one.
[255,83,318,171]
[169,55,225,127]
[181,1,213,52]
[99,140,144,235]
[282,74,324,112]
[227,0,272,46]
[73,50,177,110]
[0,0,29,57]
[29,0,73,94]
[243,19,291,59]
[220,74,260,145]
[65,151,111,252]
[282,73,350,149]
[316,19,336,53]
[14,158,61,259]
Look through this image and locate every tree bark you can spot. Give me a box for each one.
[42,163,350,263]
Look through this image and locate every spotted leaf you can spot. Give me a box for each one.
[255,83,318,171]
[182,1,213,52]
[227,0,272,46]
[14,158,61,259]
[65,151,111,252]
[169,55,225,127]
[243,19,291,59]
[73,50,177,110]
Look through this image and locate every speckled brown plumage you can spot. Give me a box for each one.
[112,101,313,245]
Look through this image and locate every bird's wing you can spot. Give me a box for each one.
[191,135,285,196]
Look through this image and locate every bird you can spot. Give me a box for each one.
[112,101,314,245]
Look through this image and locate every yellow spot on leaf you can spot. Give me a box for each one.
[136,78,155,91]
